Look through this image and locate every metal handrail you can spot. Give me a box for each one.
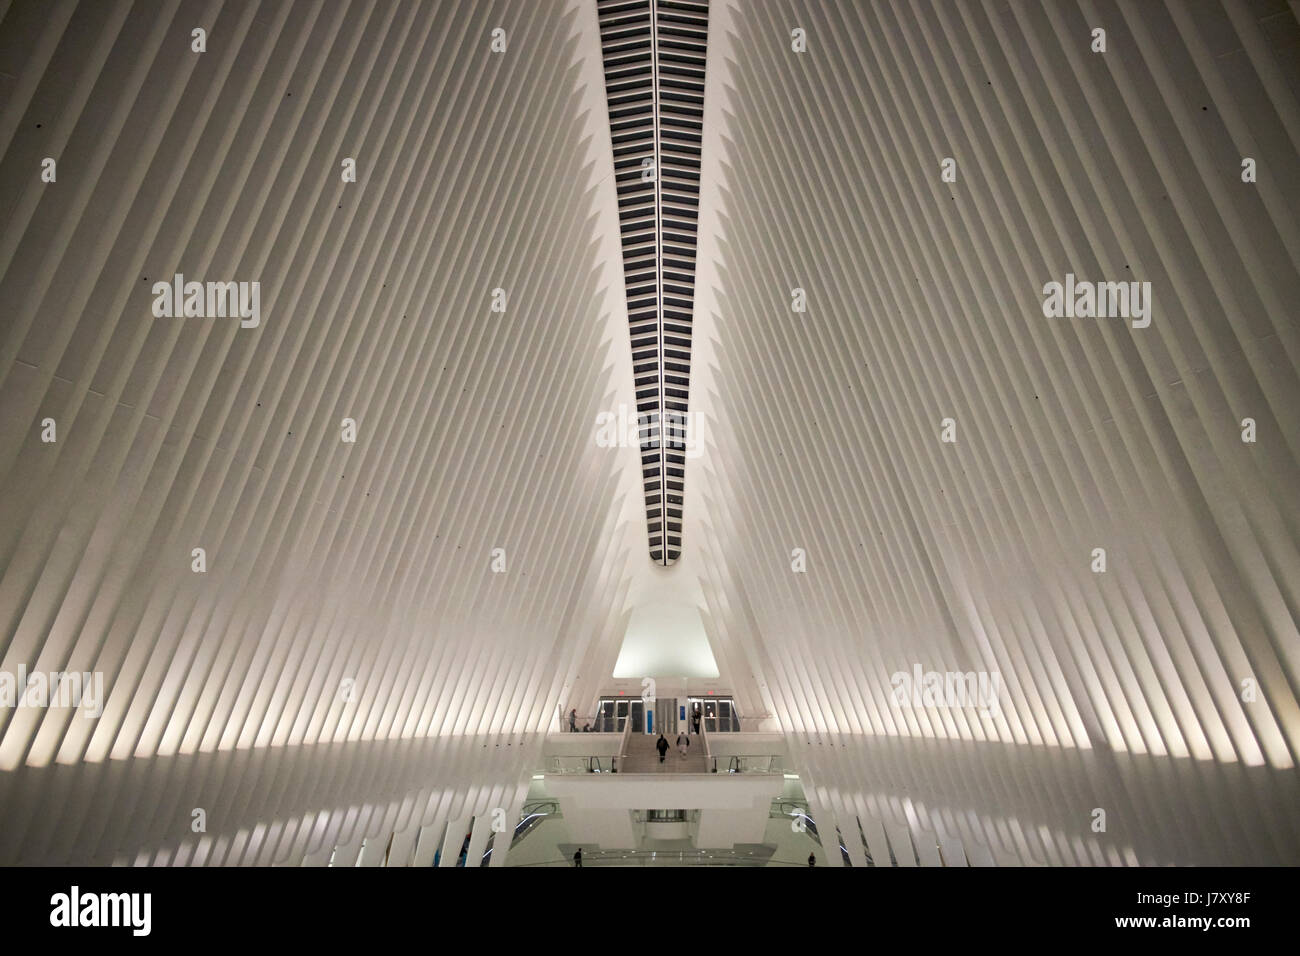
[546,753,619,774]
[707,752,784,774]
[557,707,603,732]
[481,800,562,863]
[766,802,854,865]
[521,799,559,816]
[510,808,557,847]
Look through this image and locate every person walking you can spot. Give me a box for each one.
[808,852,816,867]
[656,733,669,763]
[691,705,701,735]
[676,729,690,758]
[573,847,583,867]
[568,708,577,732]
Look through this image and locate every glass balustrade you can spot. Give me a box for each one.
[707,753,783,774]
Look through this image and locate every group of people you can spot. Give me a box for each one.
[654,731,691,762]
[567,709,599,732]
[654,705,704,762]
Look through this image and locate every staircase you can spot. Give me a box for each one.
[620,731,708,773]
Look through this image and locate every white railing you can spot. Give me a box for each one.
[617,713,635,769]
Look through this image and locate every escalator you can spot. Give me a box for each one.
[480,800,560,865]
[774,801,854,866]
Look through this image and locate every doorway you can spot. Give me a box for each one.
[595,697,647,733]
[653,697,677,736]
[686,696,738,732]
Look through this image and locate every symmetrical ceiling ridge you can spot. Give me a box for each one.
[597,0,708,564]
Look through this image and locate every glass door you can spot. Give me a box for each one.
[630,699,645,734]
[597,699,615,732]
[686,696,738,732]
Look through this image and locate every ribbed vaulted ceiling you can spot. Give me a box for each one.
[0,0,640,865]
[0,0,1297,868]
[690,0,1299,865]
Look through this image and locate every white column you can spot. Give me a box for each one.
[331,835,362,867]
[809,787,843,866]
[387,825,420,867]
[835,795,868,868]
[358,834,387,867]
[302,843,333,867]
[465,806,497,868]
[438,815,472,867]
[886,823,918,866]
[488,801,523,867]
[411,820,445,868]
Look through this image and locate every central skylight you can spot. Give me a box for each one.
[597,0,708,565]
